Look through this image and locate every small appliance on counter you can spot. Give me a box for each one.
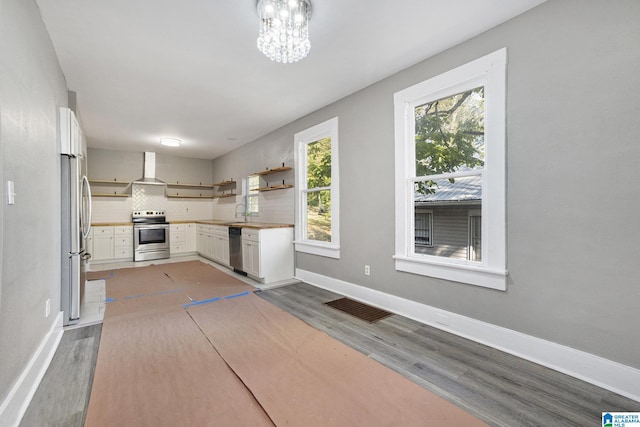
[132,210,170,261]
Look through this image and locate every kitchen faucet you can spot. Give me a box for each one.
[234,203,247,222]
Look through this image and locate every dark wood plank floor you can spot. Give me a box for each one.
[21,282,639,426]
[256,283,640,427]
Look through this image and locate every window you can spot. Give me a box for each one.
[294,117,340,258]
[247,175,260,216]
[468,209,482,262]
[394,48,507,290]
[414,210,433,247]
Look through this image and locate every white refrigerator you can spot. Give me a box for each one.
[60,107,92,326]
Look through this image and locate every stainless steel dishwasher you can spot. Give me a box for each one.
[228,226,245,274]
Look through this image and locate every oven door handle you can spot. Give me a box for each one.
[135,225,169,230]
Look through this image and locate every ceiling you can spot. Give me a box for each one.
[36,0,546,159]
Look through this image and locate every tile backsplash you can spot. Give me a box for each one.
[90,185,293,224]
[132,183,166,211]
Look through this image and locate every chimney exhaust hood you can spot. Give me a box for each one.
[133,152,166,185]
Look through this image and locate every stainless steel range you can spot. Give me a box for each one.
[132,210,170,261]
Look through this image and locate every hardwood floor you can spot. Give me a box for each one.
[22,281,638,426]
[255,283,640,427]
[20,324,102,427]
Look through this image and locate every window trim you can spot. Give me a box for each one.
[393,48,507,290]
[294,117,340,259]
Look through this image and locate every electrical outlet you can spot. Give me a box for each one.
[364,265,371,275]
[45,298,51,318]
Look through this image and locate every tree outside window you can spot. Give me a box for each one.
[305,137,332,242]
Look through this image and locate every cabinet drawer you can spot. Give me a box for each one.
[242,229,260,242]
[213,226,228,236]
[92,226,113,236]
[114,226,133,236]
[171,232,185,243]
[170,224,185,233]
[114,235,132,246]
[114,247,133,259]
[171,244,186,254]
[197,225,214,234]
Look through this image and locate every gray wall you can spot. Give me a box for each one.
[211,132,294,186]
[87,148,144,183]
[87,148,214,185]
[213,0,640,369]
[0,0,69,404]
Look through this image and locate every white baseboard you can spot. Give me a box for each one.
[0,312,64,427]
[295,268,640,402]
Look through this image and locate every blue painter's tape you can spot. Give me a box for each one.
[105,297,116,303]
[182,296,221,309]
[224,291,251,300]
[110,272,114,277]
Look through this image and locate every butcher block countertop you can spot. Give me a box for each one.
[92,222,133,227]
[195,220,294,229]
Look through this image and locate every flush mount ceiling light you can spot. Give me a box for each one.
[160,138,181,147]
[257,0,312,63]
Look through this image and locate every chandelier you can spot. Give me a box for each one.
[256,0,312,63]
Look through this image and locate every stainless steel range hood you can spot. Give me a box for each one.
[133,152,166,185]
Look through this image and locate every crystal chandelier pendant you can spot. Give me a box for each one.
[257,0,312,63]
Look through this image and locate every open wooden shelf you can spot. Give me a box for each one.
[92,193,130,198]
[214,193,237,198]
[166,182,215,189]
[258,184,294,192]
[214,180,236,186]
[89,179,130,185]
[253,166,292,176]
[167,195,216,199]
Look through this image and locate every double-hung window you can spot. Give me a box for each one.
[294,117,340,259]
[393,48,507,290]
[246,175,260,216]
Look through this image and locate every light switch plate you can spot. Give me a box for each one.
[7,181,15,205]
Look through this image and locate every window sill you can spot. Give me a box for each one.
[393,255,507,291]
[295,241,340,259]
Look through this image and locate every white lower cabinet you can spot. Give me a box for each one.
[171,223,197,256]
[196,224,293,283]
[113,226,133,260]
[186,223,197,252]
[91,226,114,261]
[86,230,93,260]
[170,224,186,254]
[197,224,225,265]
[213,227,230,266]
[241,227,293,283]
[90,225,132,262]
[241,230,261,278]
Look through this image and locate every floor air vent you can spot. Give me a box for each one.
[324,298,393,323]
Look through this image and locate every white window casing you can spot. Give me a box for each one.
[294,117,340,259]
[393,48,508,290]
